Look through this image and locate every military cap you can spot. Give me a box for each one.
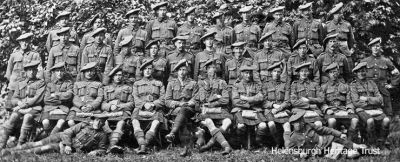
[267,61,283,71]
[269,6,285,13]
[16,33,33,41]
[23,60,41,69]
[172,59,189,72]
[91,27,106,37]
[56,11,71,20]
[89,14,100,26]
[80,62,97,72]
[352,62,368,73]
[139,59,154,71]
[239,64,256,72]
[259,31,275,42]
[329,2,343,15]
[289,110,306,123]
[50,62,66,71]
[202,58,217,69]
[125,9,140,18]
[57,27,70,34]
[368,37,382,47]
[323,33,338,45]
[172,35,189,42]
[185,7,196,15]
[146,40,159,49]
[232,41,247,47]
[212,12,223,19]
[152,2,168,10]
[299,2,313,10]
[119,35,133,47]
[324,62,338,73]
[108,64,123,77]
[293,38,307,49]
[294,62,312,72]
[239,6,253,13]
[200,31,217,41]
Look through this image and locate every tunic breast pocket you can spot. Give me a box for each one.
[88,85,99,98]
[357,87,367,96]
[249,28,258,41]
[151,83,161,95]
[267,88,276,100]
[326,87,336,100]
[67,51,78,65]
[106,88,115,101]
[297,87,306,97]
[54,52,63,60]
[378,64,388,78]
[125,60,137,74]
[228,66,237,79]
[77,84,86,96]
[276,88,286,100]
[258,59,269,71]
[99,52,108,65]
[172,84,181,100]
[167,26,175,38]
[151,26,161,38]
[235,29,244,40]
[120,89,130,103]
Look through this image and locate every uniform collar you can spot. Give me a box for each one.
[298,78,310,84]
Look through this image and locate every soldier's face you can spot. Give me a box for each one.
[328,68,339,80]
[207,65,216,77]
[301,9,311,18]
[327,39,338,52]
[241,12,249,21]
[177,66,188,78]
[93,19,103,29]
[273,12,283,21]
[241,71,251,81]
[92,119,105,130]
[333,13,342,21]
[263,40,271,49]
[157,7,167,18]
[175,40,184,51]
[150,45,159,57]
[59,17,68,27]
[143,65,153,78]
[19,40,29,50]
[298,44,308,57]
[94,32,105,43]
[58,32,70,44]
[84,69,95,79]
[187,15,194,22]
[299,68,310,80]
[371,43,382,56]
[356,68,367,80]
[204,37,213,47]
[233,47,243,56]
[224,16,232,25]
[128,14,138,24]
[292,121,304,132]
[54,69,64,80]
[271,67,282,80]
[25,67,38,79]
[113,71,123,83]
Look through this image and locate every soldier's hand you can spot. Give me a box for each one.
[64,146,72,155]
[216,95,222,99]
[82,106,91,112]
[51,93,59,98]
[88,150,97,156]
[360,96,368,101]
[385,84,394,89]
[392,68,400,75]
[347,109,354,114]
[187,100,195,107]
[110,104,118,111]
[326,109,334,115]
[273,104,281,109]
[300,97,309,103]
[271,108,278,114]
[144,103,154,110]
[12,106,21,112]
[340,134,347,139]
[240,95,248,101]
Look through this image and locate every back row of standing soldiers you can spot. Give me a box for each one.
[1,1,399,158]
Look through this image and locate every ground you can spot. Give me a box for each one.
[1,147,400,162]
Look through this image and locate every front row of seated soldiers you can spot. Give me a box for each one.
[0,57,391,158]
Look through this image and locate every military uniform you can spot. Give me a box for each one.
[166,50,194,81]
[262,79,290,123]
[194,50,224,81]
[47,43,80,78]
[211,24,235,59]
[102,84,134,120]
[287,52,319,83]
[293,18,324,57]
[137,57,167,85]
[115,48,143,84]
[43,74,74,120]
[81,42,114,81]
[234,22,261,50]
[321,80,355,117]
[146,17,177,43]
[114,25,148,56]
[316,50,350,84]
[262,21,293,59]
[177,22,205,54]
[254,48,286,82]
[46,27,78,53]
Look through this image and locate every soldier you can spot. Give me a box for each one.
[177,7,205,55]
[194,31,224,81]
[194,59,232,155]
[80,14,112,55]
[114,8,147,57]
[316,34,351,84]
[144,40,168,85]
[164,59,198,156]
[360,37,400,117]
[290,62,324,126]
[293,2,324,57]
[1,115,109,156]
[350,62,390,147]
[81,28,114,85]
[102,66,134,154]
[67,62,103,127]
[254,31,286,83]
[231,64,266,147]
[261,62,291,147]
[0,60,45,147]
[146,2,177,50]
[46,11,78,53]
[262,6,293,60]
[166,35,194,81]
[115,36,143,85]
[211,12,236,60]
[47,27,80,80]
[224,42,255,86]
[234,6,261,52]
[131,59,166,154]
[42,62,73,136]
[321,63,358,141]
[325,2,355,70]
[287,38,319,84]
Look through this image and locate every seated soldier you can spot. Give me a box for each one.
[0,60,45,147]
[231,64,266,147]
[67,62,103,127]
[321,63,358,141]
[131,59,166,154]
[283,111,367,159]
[350,62,390,148]
[102,66,134,154]
[143,40,168,86]
[290,62,323,127]
[261,61,291,147]
[165,59,198,156]
[42,62,74,136]
[194,59,232,155]
[1,114,109,156]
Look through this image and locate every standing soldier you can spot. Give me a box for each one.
[164,59,198,156]
[102,66,134,154]
[131,59,166,154]
[166,35,194,81]
[321,63,358,141]
[47,27,80,80]
[177,7,205,55]
[325,2,355,70]
[287,38,319,84]
[80,14,112,55]
[67,62,103,127]
[293,2,324,57]
[42,62,73,136]
[350,62,390,147]
[211,12,236,60]
[316,34,351,84]
[0,61,45,147]
[114,8,148,57]
[194,31,224,81]
[46,11,78,53]
[144,40,168,85]
[361,37,400,117]
[81,28,114,85]
[224,42,254,86]
[234,6,261,53]
[115,36,143,85]
[262,6,293,60]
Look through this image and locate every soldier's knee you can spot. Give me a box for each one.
[23,114,33,120]
[237,123,246,130]
[314,121,323,127]
[222,118,232,125]
[258,122,267,130]
[351,118,359,125]
[283,122,291,132]
[203,118,213,126]
[67,120,75,127]
[42,119,50,129]
[267,121,276,128]
[383,117,390,126]
[366,118,375,126]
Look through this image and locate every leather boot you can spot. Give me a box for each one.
[108,132,123,154]
[210,129,232,155]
